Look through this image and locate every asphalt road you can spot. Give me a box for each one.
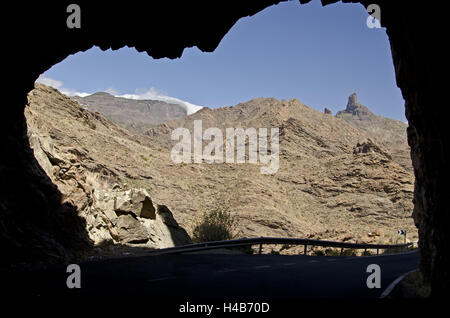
[6,250,419,301]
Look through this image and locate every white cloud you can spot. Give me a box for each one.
[60,89,91,98]
[36,76,63,89]
[105,87,119,95]
[116,87,203,115]
[35,75,203,115]
[36,75,90,97]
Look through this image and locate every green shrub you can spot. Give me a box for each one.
[192,205,236,243]
[362,250,373,256]
[312,250,325,256]
[382,246,407,255]
[325,248,340,256]
[342,249,357,257]
[230,245,254,254]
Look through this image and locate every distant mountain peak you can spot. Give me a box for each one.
[347,92,359,109]
[336,93,375,120]
[91,91,113,97]
[335,93,410,170]
[71,92,187,135]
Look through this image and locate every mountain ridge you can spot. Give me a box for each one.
[25,84,417,255]
[72,93,188,135]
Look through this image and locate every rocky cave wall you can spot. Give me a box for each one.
[1,1,448,295]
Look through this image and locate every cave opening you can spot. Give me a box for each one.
[1,0,447,296]
[26,0,416,257]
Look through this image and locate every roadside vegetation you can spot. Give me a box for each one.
[192,204,236,243]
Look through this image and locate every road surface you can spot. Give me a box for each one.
[5,250,419,301]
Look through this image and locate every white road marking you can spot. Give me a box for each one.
[147,276,175,283]
[255,265,271,269]
[217,268,238,273]
[283,263,296,266]
[308,260,319,263]
[327,259,336,262]
[380,269,418,298]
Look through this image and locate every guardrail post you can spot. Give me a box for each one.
[364,248,367,255]
[376,248,379,255]
[259,243,262,255]
[304,244,307,255]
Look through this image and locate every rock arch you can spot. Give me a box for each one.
[1,1,447,296]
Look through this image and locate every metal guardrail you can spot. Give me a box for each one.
[149,237,416,256]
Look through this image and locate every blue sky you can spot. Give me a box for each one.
[38,0,406,121]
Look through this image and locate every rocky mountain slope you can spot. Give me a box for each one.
[25,84,417,257]
[26,84,192,253]
[335,93,411,170]
[146,97,416,245]
[72,92,187,134]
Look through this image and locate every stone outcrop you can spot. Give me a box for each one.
[114,189,156,219]
[336,93,411,171]
[324,108,332,115]
[337,93,376,121]
[24,85,192,253]
[112,214,149,244]
[353,139,392,160]
[91,188,191,246]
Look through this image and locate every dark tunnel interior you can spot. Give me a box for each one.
[1,0,448,297]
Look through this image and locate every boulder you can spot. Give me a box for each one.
[157,204,180,227]
[111,214,149,244]
[91,188,191,246]
[114,188,156,219]
[353,138,392,159]
[140,205,192,247]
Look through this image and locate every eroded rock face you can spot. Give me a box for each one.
[353,139,392,160]
[23,87,192,250]
[111,214,149,244]
[336,93,410,170]
[338,93,376,121]
[92,188,192,246]
[114,189,156,219]
[145,95,416,245]
[91,189,191,247]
